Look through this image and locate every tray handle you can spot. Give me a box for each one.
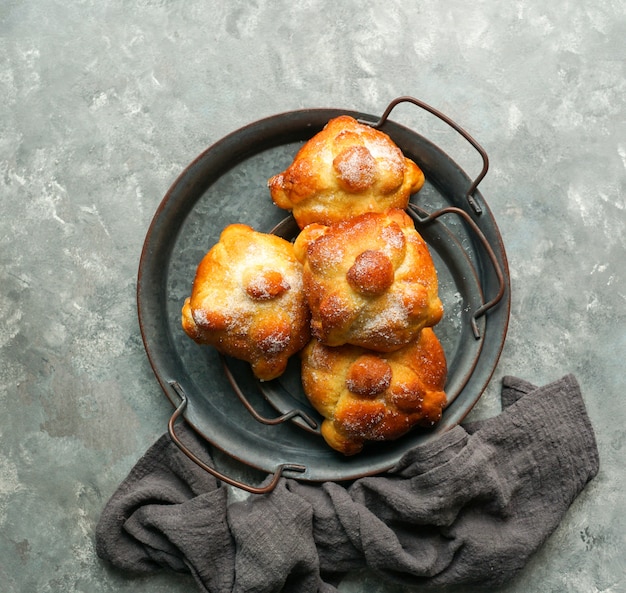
[220,355,318,430]
[168,381,306,494]
[364,95,489,214]
[408,204,506,339]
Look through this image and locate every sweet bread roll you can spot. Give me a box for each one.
[293,209,443,352]
[301,328,447,455]
[268,115,425,228]
[181,223,310,381]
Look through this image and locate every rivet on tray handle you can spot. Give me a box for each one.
[364,95,489,215]
[408,204,506,339]
[167,381,306,494]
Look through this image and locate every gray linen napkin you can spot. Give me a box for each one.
[95,374,599,592]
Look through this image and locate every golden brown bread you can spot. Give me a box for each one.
[181,223,310,381]
[293,209,443,352]
[268,115,425,228]
[301,328,448,455]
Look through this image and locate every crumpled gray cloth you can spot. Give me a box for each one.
[95,375,599,592]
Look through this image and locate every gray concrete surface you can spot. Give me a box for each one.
[1,1,624,592]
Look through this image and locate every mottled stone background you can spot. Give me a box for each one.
[1,1,624,592]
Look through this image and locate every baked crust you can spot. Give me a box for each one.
[181,223,310,381]
[268,115,425,228]
[301,328,447,455]
[294,209,443,352]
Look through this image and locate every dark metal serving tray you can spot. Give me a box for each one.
[137,97,511,493]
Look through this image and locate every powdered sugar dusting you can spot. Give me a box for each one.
[340,405,385,435]
[245,270,290,300]
[311,238,345,268]
[333,145,376,190]
[258,330,291,354]
[380,223,406,251]
[365,135,404,175]
[361,296,409,336]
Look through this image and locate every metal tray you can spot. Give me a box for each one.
[137,97,511,493]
